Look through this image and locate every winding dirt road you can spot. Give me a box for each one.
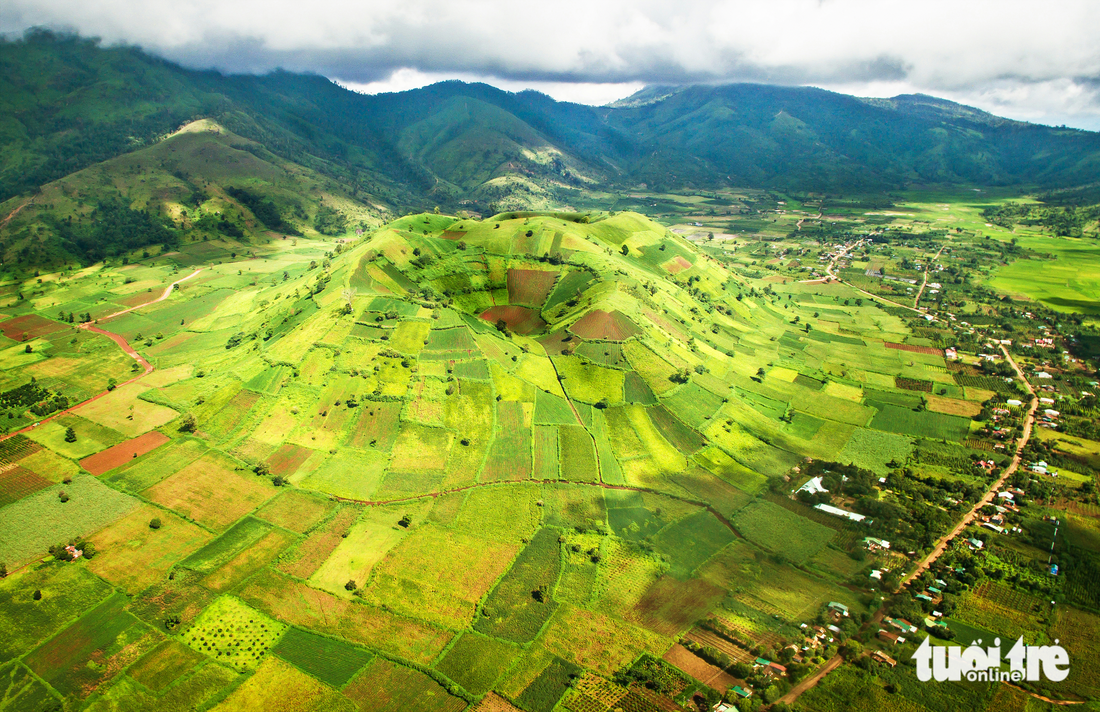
[0,269,202,442]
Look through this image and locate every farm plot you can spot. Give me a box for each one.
[954,581,1046,640]
[308,504,424,595]
[389,423,453,472]
[836,428,913,475]
[239,570,452,665]
[651,510,737,579]
[870,404,971,441]
[126,639,207,693]
[23,416,123,461]
[508,269,559,306]
[345,401,403,451]
[343,658,467,712]
[71,383,178,437]
[254,489,337,533]
[207,656,348,712]
[535,605,665,678]
[0,465,52,507]
[143,452,276,531]
[0,661,60,711]
[661,384,725,428]
[559,426,599,482]
[435,632,520,696]
[78,431,170,475]
[662,644,738,693]
[480,305,546,335]
[0,563,113,662]
[555,356,624,406]
[25,592,159,698]
[363,525,519,629]
[0,474,138,567]
[272,627,373,687]
[474,527,562,643]
[299,448,387,500]
[103,437,207,492]
[181,595,286,672]
[732,501,834,564]
[276,507,358,579]
[569,310,640,341]
[632,575,726,637]
[86,504,212,594]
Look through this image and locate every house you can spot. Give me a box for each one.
[982,523,1005,534]
[885,618,917,634]
[1006,399,1022,406]
[870,570,883,580]
[799,476,828,495]
[863,537,891,550]
[731,686,753,699]
[815,503,867,523]
[828,602,850,617]
[967,537,984,550]
[877,630,905,645]
[768,662,788,675]
[872,651,898,667]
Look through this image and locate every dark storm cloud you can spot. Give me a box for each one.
[3,0,1100,127]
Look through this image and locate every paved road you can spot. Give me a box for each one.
[899,344,1037,589]
[0,269,202,442]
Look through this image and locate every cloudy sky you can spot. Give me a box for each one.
[4,0,1100,129]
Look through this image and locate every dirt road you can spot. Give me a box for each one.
[900,344,1037,589]
[0,269,202,442]
[913,243,948,308]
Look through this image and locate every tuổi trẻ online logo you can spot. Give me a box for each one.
[912,636,1069,682]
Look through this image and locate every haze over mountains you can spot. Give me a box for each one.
[3,31,1100,231]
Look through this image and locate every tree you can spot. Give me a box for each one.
[254,462,271,477]
[24,344,32,353]
[149,518,162,530]
[64,427,77,443]
[345,579,358,591]
[179,414,197,433]
[839,640,863,659]
[33,589,42,601]
[0,562,6,578]
[620,244,629,256]
[398,514,412,528]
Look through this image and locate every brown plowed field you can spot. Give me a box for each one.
[662,644,739,693]
[479,305,546,335]
[507,269,558,306]
[79,431,170,475]
[570,309,640,341]
[885,341,942,356]
[0,314,67,341]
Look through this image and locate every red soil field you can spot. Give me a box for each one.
[440,231,467,241]
[885,341,942,356]
[662,256,693,275]
[265,443,315,476]
[0,314,67,341]
[479,305,546,335]
[0,464,53,507]
[569,310,640,341]
[507,269,558,307]
[79,432,170,475]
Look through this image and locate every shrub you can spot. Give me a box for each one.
[149,518,162,530]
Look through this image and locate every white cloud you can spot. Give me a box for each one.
[342,68,645,106]
[3,0,1100,126]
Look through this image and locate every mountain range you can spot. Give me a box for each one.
[4,29,1100,266]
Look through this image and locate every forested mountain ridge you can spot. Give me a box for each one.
[4,30,1100,229]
